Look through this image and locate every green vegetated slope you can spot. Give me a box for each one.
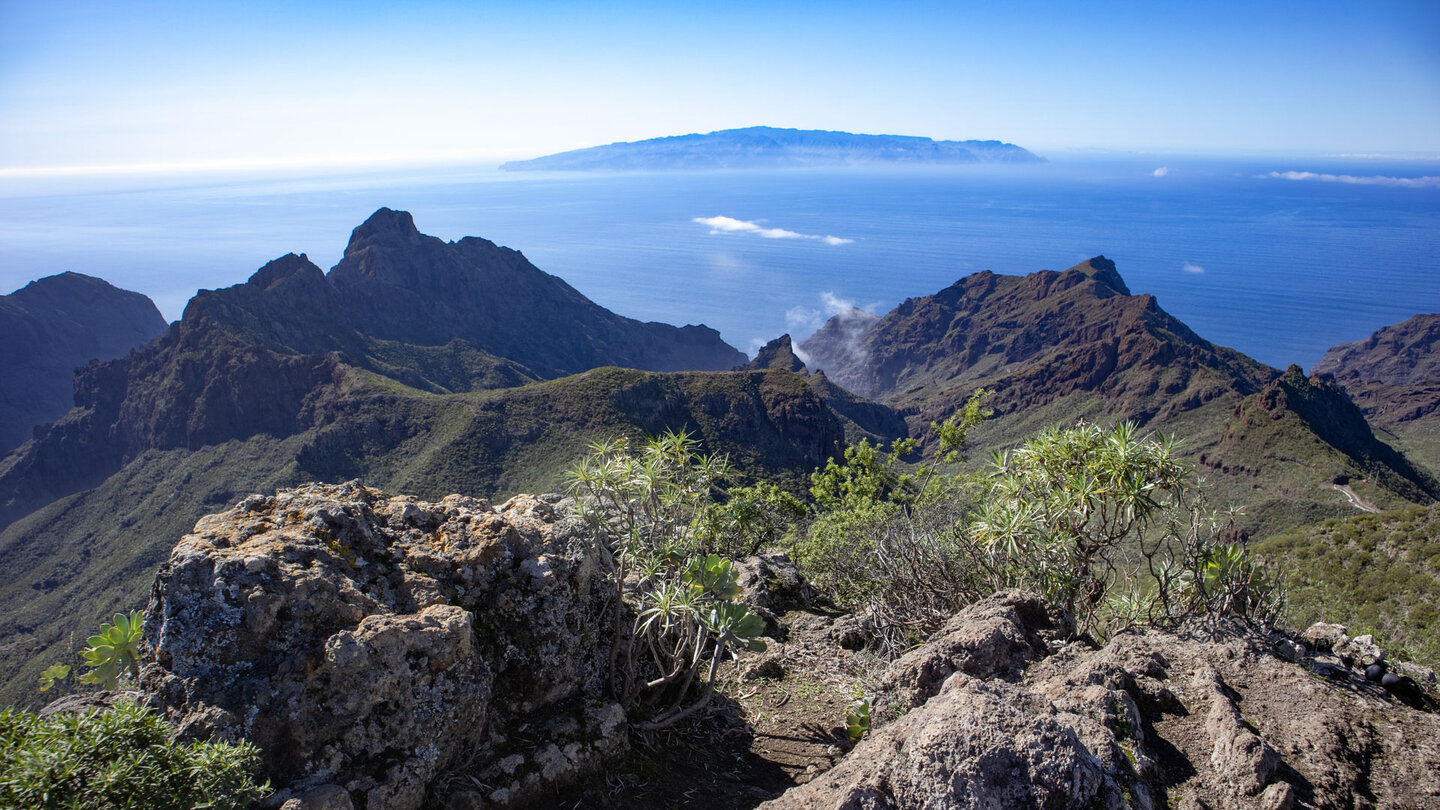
[797,257,1439,536]
[1258,503,1440,669]
[0,208,853,706]
[0,364,847,706]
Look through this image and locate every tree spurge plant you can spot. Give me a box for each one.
[565,430,768,729]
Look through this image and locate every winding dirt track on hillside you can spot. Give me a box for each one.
[1332,483,1380,513]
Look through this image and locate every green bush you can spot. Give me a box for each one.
[794,413,1285,642]
[0,701,268,810]
[566,431,768,729]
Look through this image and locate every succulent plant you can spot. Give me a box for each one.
[79,610,145,690]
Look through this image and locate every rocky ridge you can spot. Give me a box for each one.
[128,490,1440,810]
[796,257,1437,532]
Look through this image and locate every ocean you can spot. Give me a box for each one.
[2,155,1437,370]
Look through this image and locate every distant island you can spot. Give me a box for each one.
[499,126,1044,171]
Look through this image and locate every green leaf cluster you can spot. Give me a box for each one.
[566,431,768,729]
[78,611,145,691]
[0,701,268,810]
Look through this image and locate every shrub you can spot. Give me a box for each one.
[794,414,1285,643]
[0,701,268,810]
[565,430,768,729]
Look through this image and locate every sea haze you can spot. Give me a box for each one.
[1,155,1437,370]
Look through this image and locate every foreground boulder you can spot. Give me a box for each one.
[765,592,1440,810]
[141,482,622,810]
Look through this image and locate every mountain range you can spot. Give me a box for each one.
[499,126,1043,171]
[0,211,1435,706]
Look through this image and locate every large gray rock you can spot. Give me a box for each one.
[141,482,623,810]
[764,594,1440,810]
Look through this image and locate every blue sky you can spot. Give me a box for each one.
[2,0,1438,173]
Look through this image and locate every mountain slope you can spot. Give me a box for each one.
[1313,313,1440,476]
[0,272,167,454]
[500,126,1042,171]
[186,209,745,381]
[797,257,1435,532]
[0,211,863,705]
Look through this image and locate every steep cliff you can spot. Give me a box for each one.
[1314,313,1440,476]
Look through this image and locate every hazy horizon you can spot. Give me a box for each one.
[3,1,1438,174]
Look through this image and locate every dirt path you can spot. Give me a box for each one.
[548,608,869,809]
[1331,483,1380,513]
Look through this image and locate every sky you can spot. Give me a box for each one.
[1,0,1439,174]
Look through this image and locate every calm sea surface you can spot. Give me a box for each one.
[2,156,1437,369]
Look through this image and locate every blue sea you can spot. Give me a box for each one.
[2,155,1437,370]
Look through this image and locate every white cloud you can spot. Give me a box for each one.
[1153,166,1169,177]
[693,215,852,245]
[786,304,823,332]
[1182,262,1205,274]
[1260,171,1440,189]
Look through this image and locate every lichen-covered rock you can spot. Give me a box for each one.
[140,482,622,810]
[765,593,1440,810]
[736,553,816,614]
[876,590,1074,710]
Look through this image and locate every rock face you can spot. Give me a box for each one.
[141,482,623,810]
[1315,313,1440,387]
[763,592,1440,810]
[1314,313,1440,475]
[0,272,166,454]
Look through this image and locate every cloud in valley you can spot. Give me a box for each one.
[1182,262,1205,274]
[1260,171,1440,189]
[785,291,878,368]
[694,215,853,245]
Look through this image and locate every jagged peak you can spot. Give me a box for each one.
[1063,255,1131,296]
[737,334,808,373]
[247,253,325,291]
[345,207,421,253]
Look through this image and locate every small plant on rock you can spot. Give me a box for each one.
[844,685,871,743]
[79,610,146,690]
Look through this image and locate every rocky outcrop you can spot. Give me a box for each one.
[738,335,809,373]
[141,482,623,810]
[0,272,166,454]
[763,592,1440,810]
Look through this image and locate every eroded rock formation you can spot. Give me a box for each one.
[762,592,1440,810]
[141,482,623,810]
